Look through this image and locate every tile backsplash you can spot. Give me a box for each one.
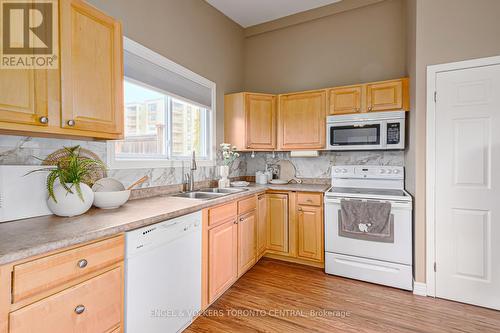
[0,135,404,188]
[243,151,404,179]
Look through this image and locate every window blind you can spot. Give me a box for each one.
[123,50,212,109]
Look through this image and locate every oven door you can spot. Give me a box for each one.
[324,197,412,265]
[326,121,385,150]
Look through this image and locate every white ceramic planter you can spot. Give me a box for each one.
[47,182,94,217]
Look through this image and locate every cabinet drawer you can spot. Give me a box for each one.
[9,267,122,333]
[12,236,124,303]
[208,201,237,227]
[238,196,256,215]
[296,192,322,206]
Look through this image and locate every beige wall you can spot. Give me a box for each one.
[408,0,500,283]
[243,0,407,94]
[87,0,245,145]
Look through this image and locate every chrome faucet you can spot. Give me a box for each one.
[185,150,197,192]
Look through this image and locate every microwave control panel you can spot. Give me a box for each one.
[387,123,400,144]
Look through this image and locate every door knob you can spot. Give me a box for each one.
[77,259,88,268]
[39,116,48,124]
[67,119,76,126]
[74,305,85,314]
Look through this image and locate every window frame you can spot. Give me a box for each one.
[107,37,216,169]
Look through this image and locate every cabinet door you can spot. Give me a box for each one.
[366,79,406,112]
[208,220,238,302]
[328,86,362,115]
[0,69,48,126]
[9,267,122,333]
[278,90,326,149]
[297,205,323,261]
[246,94,276,150]
[60,0,123,134]
[237,211,256,276]
[257,194,268,256]
[267,194,289,253]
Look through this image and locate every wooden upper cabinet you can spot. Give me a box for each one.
[328,85,362,115]
[0,70,48,126]
[267,193,289,254]
[297,205,323,262]
[60,0,123,134]
[278,90,326,150]
[366,78,408,112]
[224,93,276,151]
[246,94,276,150]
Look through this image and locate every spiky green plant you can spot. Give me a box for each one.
[28,146,107,202]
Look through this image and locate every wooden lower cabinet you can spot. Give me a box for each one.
[267,193,289,254]
[9,267,122,333]
[256,194,268,257]
[208,219,238,303]
[0,235,125,333]
[297,205,324,262]
[203,192,323,307]
[237,210,257,276]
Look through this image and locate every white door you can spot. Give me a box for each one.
[435,64,500,309]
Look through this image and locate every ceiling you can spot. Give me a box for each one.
[206,0,343,28]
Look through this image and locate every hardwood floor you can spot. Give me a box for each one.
[186,258,500,333]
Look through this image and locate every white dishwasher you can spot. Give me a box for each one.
[125,211,202,333]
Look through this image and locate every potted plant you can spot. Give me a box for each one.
[218,143,239,188]
[32,146,107,217]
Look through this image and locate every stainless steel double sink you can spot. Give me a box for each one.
[171,187,249,200]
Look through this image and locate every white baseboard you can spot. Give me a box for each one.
[413,280,427,296]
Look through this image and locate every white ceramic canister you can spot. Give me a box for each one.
[255,171,268,184]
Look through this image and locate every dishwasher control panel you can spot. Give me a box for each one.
[125,211,201,257]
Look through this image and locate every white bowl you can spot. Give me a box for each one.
[270,179,289,185]
[93,190,130,209]
[92,178,125,192]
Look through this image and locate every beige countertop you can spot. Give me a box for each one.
[0,183,329,266]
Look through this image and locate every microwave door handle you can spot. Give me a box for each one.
[380,122,387,149]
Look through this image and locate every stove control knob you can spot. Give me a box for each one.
[393,169,400,174]
[387,169,393,174]
[379,169,386,174]
[335,169,341,173]
[342,169,348,173]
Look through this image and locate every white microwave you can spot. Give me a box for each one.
[326,111,405,150]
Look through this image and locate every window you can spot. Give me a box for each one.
[108,38,216,169]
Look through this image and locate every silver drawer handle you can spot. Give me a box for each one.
[74,304,85,314]
[77,259,88,268]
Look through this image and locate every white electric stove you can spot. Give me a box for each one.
[324,165,413,291]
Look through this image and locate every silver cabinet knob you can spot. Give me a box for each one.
[77,259,88,268]
[234,220,238,224]
[74,305,85,314]
[368,106,373,111]
[39,116,48,124]
[240,218,244,222]
[67,119,76,126]
[298,207,303,211]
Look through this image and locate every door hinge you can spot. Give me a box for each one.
[434,262,437,272]
[434,91,437,103]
